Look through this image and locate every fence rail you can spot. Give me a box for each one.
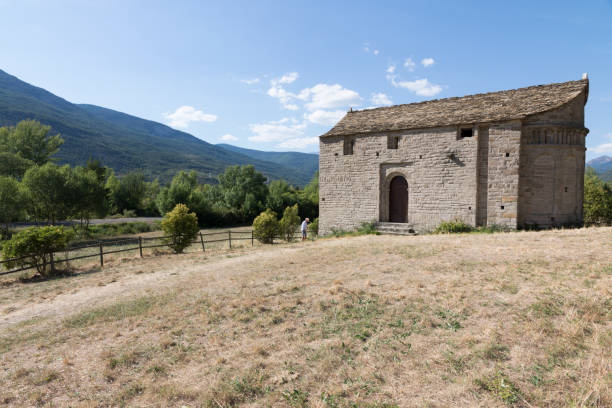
[0,229,303,277]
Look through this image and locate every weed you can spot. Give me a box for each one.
[283,389,309,407]
[529,295,564,318]
[32,369,60,386]
[436,309,462,331]
[476,371,522,405]
[443,350,469,373]
[433,220,473,234]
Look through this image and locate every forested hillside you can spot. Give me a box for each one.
[0,69,317,186]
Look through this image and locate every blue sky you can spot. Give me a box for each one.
[1,0,611,159]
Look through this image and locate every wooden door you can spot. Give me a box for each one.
[389,176,408,223]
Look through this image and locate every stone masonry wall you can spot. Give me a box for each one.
[486,121,522,228]
[320,126,489,235]
[518,91,588,227]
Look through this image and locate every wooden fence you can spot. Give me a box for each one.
[0,230,301,277]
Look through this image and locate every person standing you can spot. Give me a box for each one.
[301,218,310,241]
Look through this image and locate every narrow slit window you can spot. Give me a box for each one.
[388,135,399,149]
[343,136,354,155]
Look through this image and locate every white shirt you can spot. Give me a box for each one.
[301,220,308,232]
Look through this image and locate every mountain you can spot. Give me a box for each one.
[217,143,318,180]
[0,69,317,186]
[587,155,612,182]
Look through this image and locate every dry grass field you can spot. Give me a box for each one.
[0,227,610,407]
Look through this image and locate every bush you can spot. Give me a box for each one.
[161,204,199,253]
[1,226,73,277]
[308,218,319,237]
[279,204,300,242]
[433,219,474,234]
[252,209,279,244]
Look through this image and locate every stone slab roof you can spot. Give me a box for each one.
[322,79,588,137]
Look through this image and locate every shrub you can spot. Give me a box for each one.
[279,204,300,242]
[308,217,319,237]
[252,209,279,244]
[1,226,73,277]
[433,219,473,234]
[161,204,199,254]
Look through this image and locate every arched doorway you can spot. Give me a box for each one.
[389,176,408,223]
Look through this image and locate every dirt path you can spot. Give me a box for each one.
[0,237,356,329]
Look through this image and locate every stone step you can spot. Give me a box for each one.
[374,222,418,236]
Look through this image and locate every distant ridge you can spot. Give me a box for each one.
[587,155,612,182]
[217,144,319,181]
[0,69,317,185]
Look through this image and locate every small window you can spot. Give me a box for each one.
[501,205,505,210]
[419,155,423,159]
[387,135,399,149]
[458,127,473,139]
[343,136,354,155]
[564,186,568,193]
[505,152,510,157]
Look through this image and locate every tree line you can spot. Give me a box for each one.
[0,120,318,239]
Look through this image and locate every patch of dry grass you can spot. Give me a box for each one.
[0,227,610,407]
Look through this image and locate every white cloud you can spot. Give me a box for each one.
[373,49,380,55]
[277,137,319,149]
[241,78,260,85]
[404,58,416,71]
[164,106,217,128]
[590,133,612,154]
[421,58,435,67]
[388,75,442,97]
[387,64,396,74]
[267,72,300,110]
[305,109,345,126]
[371,93,393,106]
[248,119,307,143]
[299,84,362,111]
[271,72,298,85]
[220,134,238,142]
[590,143,612,154]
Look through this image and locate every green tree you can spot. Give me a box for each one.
[279,204,300,242]
[252,209,280,244]
[66,166,109,227]
[584,168,612,225]
[142,178,161,216]
[0,176,25,238]
[106,171,147,215]
[0,120,63,165]
[218,165,268,221]
[0,152,34,178]
[266,179,297,215]
[161,204,199,253]
[1,226,73,277]
[22,163,71,224]
[156,171,214,225]
[296,171,319,221]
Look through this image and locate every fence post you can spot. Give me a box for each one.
[139,236,143,258]
[228,230,232,249]
[200,232,205,252]
[99,242,104,268]
[251,230,254,246]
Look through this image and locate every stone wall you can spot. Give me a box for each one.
[319,125,490,235]
[485,121,522,228]
[518,91,588,227]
